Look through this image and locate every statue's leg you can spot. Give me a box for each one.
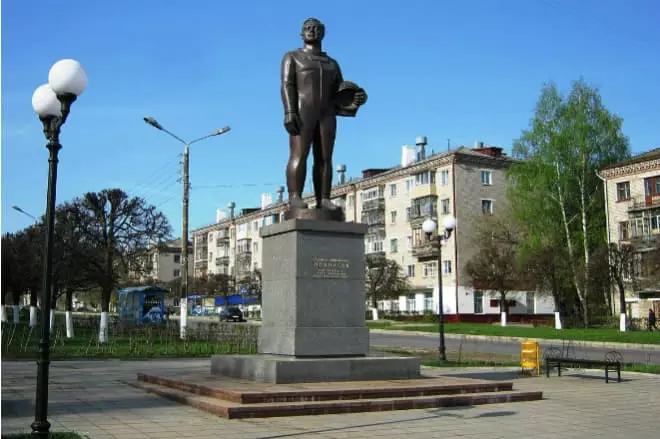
[286,124,314,208]
[313,115,338,210]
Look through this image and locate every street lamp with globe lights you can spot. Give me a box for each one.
[422,215,456,362]
[30,58,87,438]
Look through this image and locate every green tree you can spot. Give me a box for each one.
[464,213,524,317]
[508,79,630,326]
[70,189,172,342]
[365,255,409,317]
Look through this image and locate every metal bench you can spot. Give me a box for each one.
[544,348,622,383]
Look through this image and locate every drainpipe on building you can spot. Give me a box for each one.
[596,170,620,331]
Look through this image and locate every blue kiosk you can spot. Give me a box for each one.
[117,286,167,326]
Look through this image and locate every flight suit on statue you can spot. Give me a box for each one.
[281,18,367,213]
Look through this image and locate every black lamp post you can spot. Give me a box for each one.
[422,215,456,362]
[30,59,87,438]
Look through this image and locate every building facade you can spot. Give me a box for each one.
[191,138,554,317]
[599,148,660,318]
[131,238,194,284]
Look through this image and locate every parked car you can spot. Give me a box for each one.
[219,307,245,323]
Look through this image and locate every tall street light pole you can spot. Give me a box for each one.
[30,58,87,438]
[422,215,456,362]
[12,205,39,223]
[143,117,230,339]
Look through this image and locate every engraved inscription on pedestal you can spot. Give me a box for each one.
[312,258,350,279]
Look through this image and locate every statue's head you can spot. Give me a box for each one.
[301,17,325,44]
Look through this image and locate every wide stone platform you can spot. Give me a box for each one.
[132,370,543,419]
[210,354,421,384]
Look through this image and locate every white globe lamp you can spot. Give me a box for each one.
[31,84,62,118]
[422,218,437,234]
[48,59,88,96]
[443,216,457,232]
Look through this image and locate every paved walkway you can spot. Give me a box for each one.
[2,359,659,438]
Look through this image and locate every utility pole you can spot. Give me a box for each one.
[143,116,230,339]
[180,144,190,339]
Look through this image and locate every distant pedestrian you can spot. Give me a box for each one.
[649,308,657,332]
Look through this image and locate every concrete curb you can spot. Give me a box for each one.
[368,328,660,351]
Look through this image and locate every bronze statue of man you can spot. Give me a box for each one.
[281,17,367,214]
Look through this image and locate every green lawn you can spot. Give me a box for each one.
[2,434,86,439]
[366,321,660,345]
[1,322,257,360]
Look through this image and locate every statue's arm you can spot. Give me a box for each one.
[281,52,298,114]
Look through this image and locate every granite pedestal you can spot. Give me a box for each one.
[211,218,421,384]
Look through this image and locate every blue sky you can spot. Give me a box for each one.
[2,0,659,236]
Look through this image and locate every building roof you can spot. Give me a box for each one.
[600,148,660,171]
[191,144,517,234]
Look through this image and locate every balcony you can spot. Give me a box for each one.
[215,236,230,246]
[236,251,252,261]
[362,197,385,212]
[215,256,230,266]
[194,259,208,268]
[410,183,437,200]
[412,243,439,261]
[629,195,660,212]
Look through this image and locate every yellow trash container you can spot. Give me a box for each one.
[520,340,540,376]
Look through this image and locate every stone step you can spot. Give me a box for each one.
[137,372,514,404]
[129,380,543,419]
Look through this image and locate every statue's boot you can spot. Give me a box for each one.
[319,198,340,211]
[288,193,308,209]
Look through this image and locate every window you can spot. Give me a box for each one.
[405,179,414,193]
[480,170,492,185]
[619,221,630,240]
[406,235,413,250]
[253,242,259,253]
[372,241,384,252]
[253,221,259,231]
[390,183,397,197]
[439,170,450,186]
[526,292,535,313]
[442,260,452,275]
[616,182,631,201]
[406,207,412,221]
[390,238,398,253]
[174,254,181,264]
[481,199,493,214]
[347,194,354,207]
[644,175,660,196]
[424,293,434,311]
[208,252,213,261]
[474,291,484,314]
[173,269,181,278]
[422,262,437,278]
[407,264,415,277]
[406,294,416,312]
[412,227,425,247]
[652,214,660,231]
[440,198,450,215]
[413,171,435,186]
[390,210,397,224]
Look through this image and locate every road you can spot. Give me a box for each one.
[182,317,660,364]
[369,331,660,364]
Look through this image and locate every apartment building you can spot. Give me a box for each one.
[599,148,660,318]
[191,137,554,317]
[130,238,194,283]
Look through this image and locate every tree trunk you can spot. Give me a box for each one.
[370,295,379,321]
[499,292,507,327]
[99,283,112,344]
[29,289,38,328]
[579,172,591,328]
[617,280,627,332]
[50,291,58,332]
[65,288,74,338]
[0,287,6,323]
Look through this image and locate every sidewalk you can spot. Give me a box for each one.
[2,358,660,438]
[369,328,660,351]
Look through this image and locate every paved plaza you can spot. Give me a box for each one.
[2,359,659,438]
